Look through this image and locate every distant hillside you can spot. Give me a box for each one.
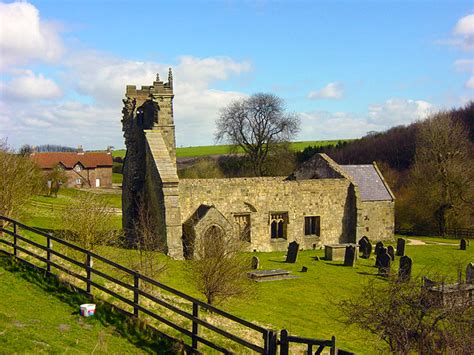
[112,139,350,159]
[306,102,474,171]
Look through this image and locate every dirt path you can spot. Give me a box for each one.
[407,239,457,246]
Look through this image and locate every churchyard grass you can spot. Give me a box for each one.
[14,189,474,354]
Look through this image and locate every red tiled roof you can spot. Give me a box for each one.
[31,152,113,169]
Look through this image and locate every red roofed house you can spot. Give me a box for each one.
[31,147,113,188]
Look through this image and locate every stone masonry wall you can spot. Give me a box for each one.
[179,177,356,252]
[356,200,395,241]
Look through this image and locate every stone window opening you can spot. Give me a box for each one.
[234,213,251,242]
[270,212,288,240]
[304,216,320,236]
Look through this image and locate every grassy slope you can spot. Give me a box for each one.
[112,140,347,159]
[0,259,144,354]
[16,190,474,354]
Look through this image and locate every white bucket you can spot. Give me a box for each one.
[80,304,96,317]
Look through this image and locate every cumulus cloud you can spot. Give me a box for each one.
[368,98,433,126]
[465,76,474,89]
[297,98,434,141]
[0,70,62,101]
[308,82,344,100]
[0,2,63,70]
[1,51,252,148]
[438,13,474,51]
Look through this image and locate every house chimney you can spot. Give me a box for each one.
[77,145,84,155]
[106,146,113,154]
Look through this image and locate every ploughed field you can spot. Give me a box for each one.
[13,189,474,354]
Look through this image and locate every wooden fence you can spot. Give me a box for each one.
[396,228,474,239]
[0,215,352,354]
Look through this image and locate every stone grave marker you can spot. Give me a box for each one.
[387,245,395,261]
[396,238,406,256]
[460,239,467,250]
[344,246,356,267]
[365,241,372,259]
[467,263,473,284]
[378,252,391,276]
[375,241,384,256]
[251,256,259,270]
[375,246,387,268]
[286,241,299,263]
[399,255,412,281]
[301,266,308,272]
[359,237,371,259]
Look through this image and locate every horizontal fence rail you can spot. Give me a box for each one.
[0,216,352,354]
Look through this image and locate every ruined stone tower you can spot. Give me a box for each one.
[121,70,183,259]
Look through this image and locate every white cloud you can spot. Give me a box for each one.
[308,82,344,100]
[0,2,63,70]
[0,70,62,100]
[297,98,434,141]
[465,76,474,89]
[368,98,433,126]
[454,59,474,72]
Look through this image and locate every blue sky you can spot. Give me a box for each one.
[0,1,473,149]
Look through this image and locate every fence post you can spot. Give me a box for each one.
[13,222,17,256]
[133,272,139,317]
[264,330,277,355]
[280,329,289,355]
[330,335,336,355]
[46,236,51,273]
[192,302,199,350]
[86,252,92,294]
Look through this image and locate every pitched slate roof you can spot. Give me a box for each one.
[31,152,113,169]
[340,165,393,201]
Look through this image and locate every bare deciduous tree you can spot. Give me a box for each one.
[131,195,167,282]
[339,276,473,354]
[46,166,67,197]
[0,140,44,220]
[189,226,252,305]
[60,192,118,251]
[215,93,300,176]
[410,113,474,235]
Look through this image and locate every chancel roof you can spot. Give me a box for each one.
[340,165,393,201]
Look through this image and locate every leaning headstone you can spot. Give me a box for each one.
[285,241,299,263]
[358,236,369,253]
[396,238,406,256]
[378,252,391,276]
[399,255,412,281]
[251,256,260,270]
[375,241,384,256]
[466,262,473,284]
[460,239,467,250]
[344,246,356,267]
[387,245,395,261]
[301,266,308,272]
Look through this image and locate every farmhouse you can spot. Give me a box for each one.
[122,72,395,259]
[31,148,113,188]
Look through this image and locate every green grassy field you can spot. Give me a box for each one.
[0,257,149,354]
[9,188,473,354]
[112,140,349,159]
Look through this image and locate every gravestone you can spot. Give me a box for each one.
[375,241,384,256]
[460,239,467,250]
[387,245,395,261]
[286,241,299,263]
[378,252,391,276]
[358,237,372,259]
[467,263,473,284]
[251,256,259,270]
[396,238,406,256]
[301,266,308,272]
[399,255,412,281]
[344,246,356,267]
[375,246,387,268]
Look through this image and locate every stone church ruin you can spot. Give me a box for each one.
[121,72,395,259]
